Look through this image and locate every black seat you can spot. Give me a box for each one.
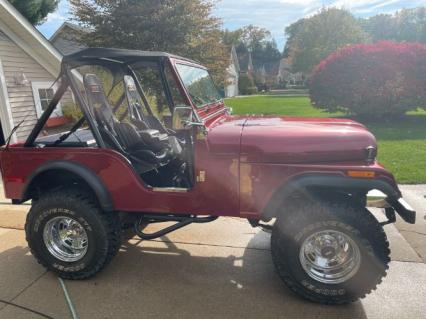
[123,75,184,157]
[123,75,170,134]
[83,74,171,171]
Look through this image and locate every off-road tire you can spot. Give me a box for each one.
[25,188,121,279]
[271,200,390,304]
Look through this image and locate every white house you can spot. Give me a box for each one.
[277,58,305,87]
[0,0,68,144]
[225,45,240,97]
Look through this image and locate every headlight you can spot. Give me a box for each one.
[365,146,377,162]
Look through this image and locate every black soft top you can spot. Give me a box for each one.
[61,47,199,68]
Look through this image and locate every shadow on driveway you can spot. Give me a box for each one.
[2,224,426,319]
[62,232,367,319]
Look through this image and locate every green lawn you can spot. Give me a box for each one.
[226,95,426,184]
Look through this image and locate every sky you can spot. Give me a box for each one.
[37,0,425,51]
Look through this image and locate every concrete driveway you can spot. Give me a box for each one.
[396,185,426,262]
[0,185,425,319]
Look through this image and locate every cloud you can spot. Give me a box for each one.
[214,0,425,49]
[215,0,309,49]
[37,0,71,38]
[44,12,66,24]
[37,1,425,48]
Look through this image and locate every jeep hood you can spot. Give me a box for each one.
[239,116,376,164]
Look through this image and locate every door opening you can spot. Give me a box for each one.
[0,121,5,145]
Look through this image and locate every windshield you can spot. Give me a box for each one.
[175,64,222,108]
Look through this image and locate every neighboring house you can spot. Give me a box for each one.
[50,22,88,55]
[225,45,240,97]
[238,50,254,76]
[246,51,254,75]
[234,46,282,92]
[258,65,267,85]
[0,0,72,144]
[255,60,280,89]
[277,58,292,84]
[277,58,305,87]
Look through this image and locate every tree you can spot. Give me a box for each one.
[221,29,244,47]
[253,40,281,67]
[309,41,426,117]
[283,18,305,58]
[238,73,257,95]
[240,25,271,50]
[359,14,396,43]
[397,7,426,43]
[361,7,426,44]
[224,25,281,73]
[285,8,368,74]
[70,0,228,85]
[8,0,59,25]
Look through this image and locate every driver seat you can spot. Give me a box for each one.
[83,74,171,172]
[123,75,170,134]
[123,74,184,159]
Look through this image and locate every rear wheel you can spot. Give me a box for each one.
[25,188,121,279]
[271,200,390,304]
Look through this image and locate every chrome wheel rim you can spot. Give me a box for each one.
[299,230,361,284]
[43,216,88,262]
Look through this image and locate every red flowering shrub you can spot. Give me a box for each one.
[309,41,426,117]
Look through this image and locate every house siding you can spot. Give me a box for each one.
[0,31,71,141]
[225,63,239,97]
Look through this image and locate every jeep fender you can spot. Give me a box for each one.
[263,173,401,220]
[23,160,114,212]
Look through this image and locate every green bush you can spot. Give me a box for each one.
[238,73,256,95]
[247,86,258,95]
[62,103,83,122]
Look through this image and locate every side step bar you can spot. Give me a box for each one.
[134,214,218,240]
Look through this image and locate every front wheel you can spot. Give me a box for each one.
[25,188,121,279]
[271,201,390,304]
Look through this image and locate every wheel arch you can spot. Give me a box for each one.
[262,173,401,219]
[23,160,114,212]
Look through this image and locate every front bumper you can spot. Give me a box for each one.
[387,198,416,224]
[367,191,416,224]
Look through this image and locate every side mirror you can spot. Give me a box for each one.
[172,106,205,131]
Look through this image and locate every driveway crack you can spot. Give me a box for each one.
[392,259,425,265]
[0,225,24,231]
[0,271,47,312]
[400,229,426,237]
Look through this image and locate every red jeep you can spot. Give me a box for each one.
[0,48,416,304]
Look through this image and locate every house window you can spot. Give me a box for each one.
[38,88,54,111]
[31,81,62,118]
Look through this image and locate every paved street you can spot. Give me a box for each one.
[0,185,425,319]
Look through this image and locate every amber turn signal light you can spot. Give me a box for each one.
[347,170,376,178]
